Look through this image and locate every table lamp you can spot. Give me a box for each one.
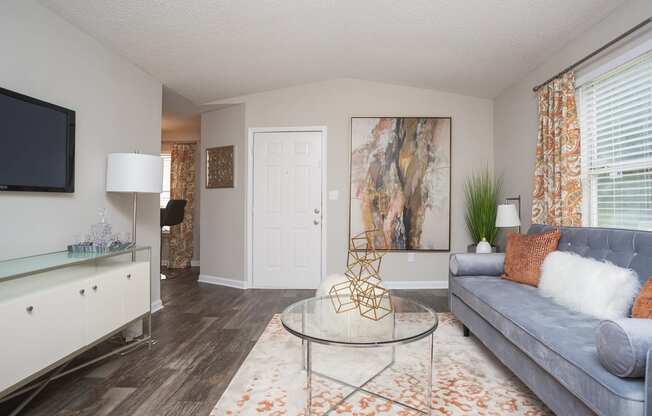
[106,153,163,256]
[496,203,521,234]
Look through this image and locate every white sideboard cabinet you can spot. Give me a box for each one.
[0,247,152,403]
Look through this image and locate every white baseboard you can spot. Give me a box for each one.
[151,299,164,313]
[383,280,448,290]
[196,275,446,290]
[161,260,200,267]
[252,284,315,289]
[198,274,249,289]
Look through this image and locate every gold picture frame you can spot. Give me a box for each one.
[206,145,235,188]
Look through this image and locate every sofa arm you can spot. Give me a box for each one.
[449,253,505,277]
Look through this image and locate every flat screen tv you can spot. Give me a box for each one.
[0,86,75,192]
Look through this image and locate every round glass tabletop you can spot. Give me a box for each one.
[281,296,438,347]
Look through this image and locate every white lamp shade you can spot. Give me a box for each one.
[496,204,521,227]
[106,153,163,193]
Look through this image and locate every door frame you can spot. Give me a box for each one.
[246,126,328,289]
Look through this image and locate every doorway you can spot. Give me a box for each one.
[249,127,327,289]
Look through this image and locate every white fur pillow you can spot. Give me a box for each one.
[538,251,640,320]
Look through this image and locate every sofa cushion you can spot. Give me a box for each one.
[502,229,560,286]
[529,224,652,287]
[451,275,646,415]
[449,253,505,276]
[633,278,652,318]
[539,251,640,320]
[597,319,652,378]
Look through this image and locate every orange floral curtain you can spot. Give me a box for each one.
[531,72,582,226]
[169,143,196,268]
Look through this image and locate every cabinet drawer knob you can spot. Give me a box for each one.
[92,285,98,291]
[126,274,132,279]
[79,289,86,295]
[26,306,34,313]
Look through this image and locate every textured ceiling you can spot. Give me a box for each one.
[41,0,625,104]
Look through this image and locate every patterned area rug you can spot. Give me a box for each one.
[211,313,552,415]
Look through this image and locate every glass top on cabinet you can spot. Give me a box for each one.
[0,246,149,282]
[281,296,438,347]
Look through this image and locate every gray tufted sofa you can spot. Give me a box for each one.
[449,225,652,416]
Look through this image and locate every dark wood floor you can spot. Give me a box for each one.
[1,268,449,416]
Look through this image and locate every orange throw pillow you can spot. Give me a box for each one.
[632,278,652,318]
[502,229,561,287]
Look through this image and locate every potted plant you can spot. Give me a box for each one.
[464,168,501,252]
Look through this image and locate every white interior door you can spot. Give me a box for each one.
[253,130,323,288]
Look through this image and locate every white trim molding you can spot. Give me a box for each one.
[246,126,328,289]
[196,275,447,290]
[151,299,164,313]
[382,280,449,290]
[198,274,250,289]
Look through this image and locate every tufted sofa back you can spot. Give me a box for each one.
[529,224,652,286]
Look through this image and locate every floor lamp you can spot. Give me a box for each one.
[106,153,162,341]
[106,153,163,259]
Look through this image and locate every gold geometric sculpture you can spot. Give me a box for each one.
[329,230,393,321]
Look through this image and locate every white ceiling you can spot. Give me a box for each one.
[41,0,626,104]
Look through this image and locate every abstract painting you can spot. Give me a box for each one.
[206,145,234,188]
[349,117,451,251]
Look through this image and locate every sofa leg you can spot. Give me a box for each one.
[463,325,470,337]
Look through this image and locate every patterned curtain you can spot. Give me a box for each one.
[531,72,582,226]
[169,143,196,268]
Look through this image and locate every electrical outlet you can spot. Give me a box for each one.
[407,253,416,263]
[328,190,339,200]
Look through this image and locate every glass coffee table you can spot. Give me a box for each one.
[281,296,438,415]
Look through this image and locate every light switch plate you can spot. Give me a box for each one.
[328,190,339,200]
[407,253,416,262]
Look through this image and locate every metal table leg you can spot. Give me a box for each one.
[302,310,306,370]
[8,361,68,416]
[426,333,434,415]
[306,340,312,415]
[309,334,433,415]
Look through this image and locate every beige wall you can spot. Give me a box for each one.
[494,0,652,231]
[161,86,201,143]
[0,1,163,305]
[200,104,246,281]
[201,79,493,286]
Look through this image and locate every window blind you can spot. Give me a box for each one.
[579,50,652,230]
[160,153,172,209]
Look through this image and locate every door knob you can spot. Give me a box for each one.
[313,219,320,225]
[92,285,98,291]
[314,208,320,214]
[26,306,34,313]
[126,274,132,279]
[79,289,85,295]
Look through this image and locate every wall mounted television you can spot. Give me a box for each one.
[0,86,75,192]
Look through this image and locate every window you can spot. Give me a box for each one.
[578,51,652,230]
[161,153,171,209]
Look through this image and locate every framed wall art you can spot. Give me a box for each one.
[206,145,235,188]
[349,117,451,251]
